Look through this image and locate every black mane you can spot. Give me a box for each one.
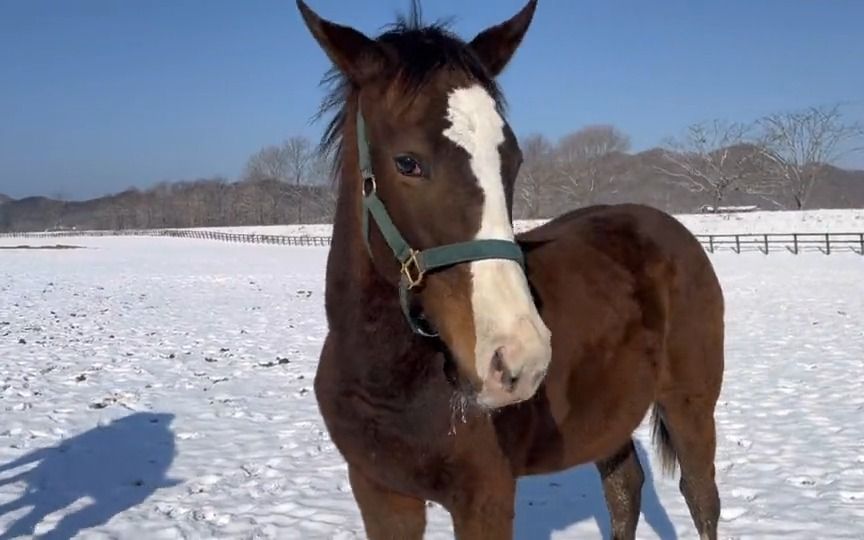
[313,2,504,179]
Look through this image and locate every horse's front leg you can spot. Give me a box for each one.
[448,474,517,540]
[596,438,645,540]
[347,464,427,540]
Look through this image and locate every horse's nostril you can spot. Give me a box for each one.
[491,347,505,375]
[502,369,519,391]
[492,347,522,392]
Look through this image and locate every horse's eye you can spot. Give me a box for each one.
[394,155,423,177]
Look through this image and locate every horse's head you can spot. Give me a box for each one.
[298,0,551,409]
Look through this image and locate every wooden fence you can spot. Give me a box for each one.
[3,229,863,254]
[695,232,864,255]
[0,229,333,247]
[159,229,332,246]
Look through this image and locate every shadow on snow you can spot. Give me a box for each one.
[0,412,180,539]
[514,439,678,539]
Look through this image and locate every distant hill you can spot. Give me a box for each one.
[589,149,864,212]
[1,147,863,233]
[0,193,12,205]
[808,166,864,209]
[0,179,336,233]
[516,146,864,220]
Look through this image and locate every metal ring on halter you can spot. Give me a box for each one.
[362,175,377,196]
[400,249,425,290]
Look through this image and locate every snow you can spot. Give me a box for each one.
[190,208,864,239]
[2,232,864,539]
[671,208,864,234]
[9,209,864,242]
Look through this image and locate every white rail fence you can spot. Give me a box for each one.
[2,229,863,255]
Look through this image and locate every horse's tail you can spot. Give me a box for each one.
[650,403,678,477]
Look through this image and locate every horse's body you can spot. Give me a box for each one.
[317,202,723,539]
[298,1,724,538]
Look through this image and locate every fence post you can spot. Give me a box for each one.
[735,235,741,254]
[825,233,830,255]
[708,236,714,253]
[793,234,799,254]
[860,233,863,256]
[763,234,768,254]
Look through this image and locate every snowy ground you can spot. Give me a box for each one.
[670,208,864,235]
[1,235,863,539]
[190,208,864,238]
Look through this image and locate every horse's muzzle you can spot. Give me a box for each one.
[475,320,551,408]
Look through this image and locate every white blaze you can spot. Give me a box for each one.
[442,85,551,383]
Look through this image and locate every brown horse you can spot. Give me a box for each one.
[297,1,724,538]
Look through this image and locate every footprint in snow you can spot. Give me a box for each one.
[720,506,748,521]
[837,491,864,503]
[730,487,760,501]
[785,476,818,486]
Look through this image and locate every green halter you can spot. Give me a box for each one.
[356,108,525,337]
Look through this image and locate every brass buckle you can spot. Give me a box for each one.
[401,249,425,290]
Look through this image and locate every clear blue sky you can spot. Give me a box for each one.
[1,0,862,200]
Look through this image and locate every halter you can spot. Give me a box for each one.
[356,108,526,337]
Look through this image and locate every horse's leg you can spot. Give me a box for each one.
[347,465,426,540]
[596,438,644,540]
[656,399,720,540]
[449,477,517,540]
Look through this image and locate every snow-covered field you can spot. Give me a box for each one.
[190,208,864,238]
[1,233,863,539]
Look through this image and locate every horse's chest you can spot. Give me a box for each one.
[315,373,460,497]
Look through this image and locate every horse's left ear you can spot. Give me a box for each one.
[468,0,538,77]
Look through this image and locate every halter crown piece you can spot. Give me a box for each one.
[356,107,526,337]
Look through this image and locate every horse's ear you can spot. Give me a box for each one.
[468,0,538,77]
[296,0,385,84]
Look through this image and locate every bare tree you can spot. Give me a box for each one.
[244,145,289,183]
[557,125,631,161]
[244,136,318,222]
[553,125,630,205]
[284,137,314,222]
[515,134,554,219]
[657,120,774,210]
[283,137,314,185]
[305,183,339,222]
[296,150,332,218]
[306,150,333,186]
[756,104,864,209]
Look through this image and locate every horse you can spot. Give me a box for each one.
[297,1,725,538]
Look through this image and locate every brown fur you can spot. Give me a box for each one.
[298,1,724,538]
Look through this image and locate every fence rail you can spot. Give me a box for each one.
[2,229,863,254]
[694,232,864,255]
[0,229,333,247]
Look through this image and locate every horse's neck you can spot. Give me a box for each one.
[325,168,428,382]
[320,105,451,400]
[325,155,374,313]
[323,111,407,345]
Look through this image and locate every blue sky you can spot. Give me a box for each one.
[1,0,862,200]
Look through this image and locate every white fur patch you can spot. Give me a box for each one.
[442,86,511,242]
[443,85,551,384]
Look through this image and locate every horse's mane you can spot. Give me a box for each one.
[313,1,505,181]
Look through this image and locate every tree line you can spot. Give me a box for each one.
[1,103,861,233]
[515,103,863,218]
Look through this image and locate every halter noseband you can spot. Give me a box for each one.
[356,108,525,337]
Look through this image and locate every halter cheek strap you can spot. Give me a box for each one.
[356,108,525,337]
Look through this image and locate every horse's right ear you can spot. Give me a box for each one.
[296,0,385,84]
